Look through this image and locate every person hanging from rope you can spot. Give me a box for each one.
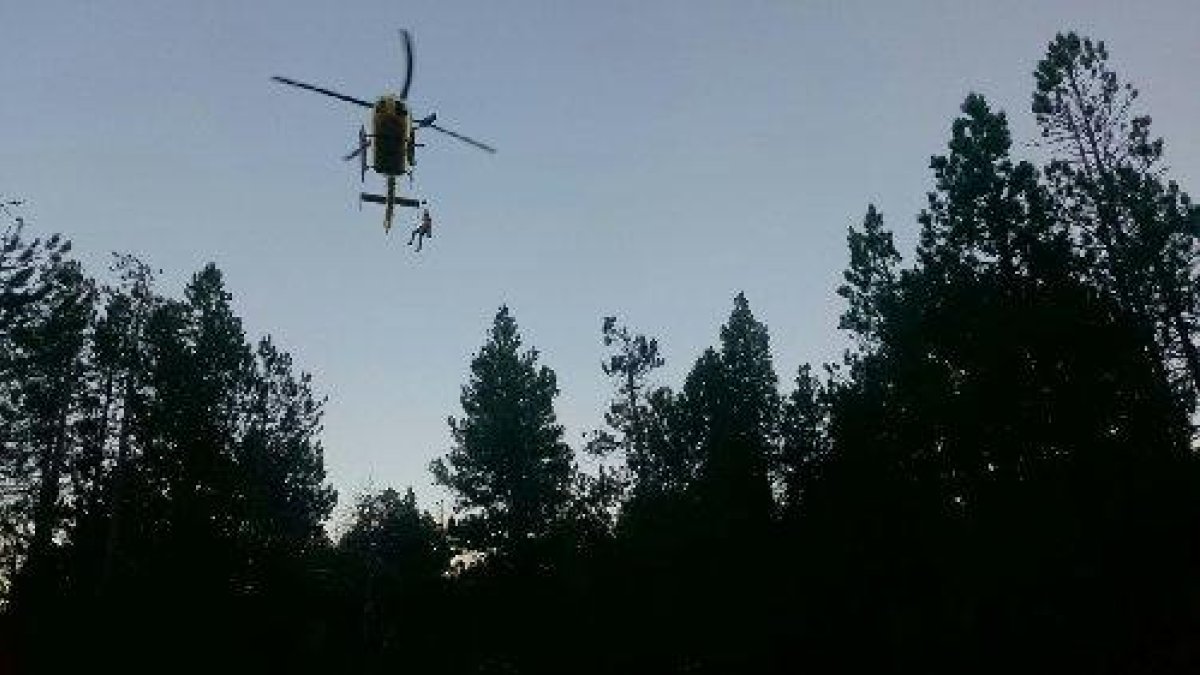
[408,206,433,252]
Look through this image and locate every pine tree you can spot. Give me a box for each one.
[237,336,335,562]
[0,209,71,604]
[827,91,1186,514]
[584,316,667,529]
[9,260,95,612]
[156,265,253,587]
[918,94,1065,287]
[587,315,665,460]
[778,364,827,517]
[1033,32,1200,408]
[838,205,900,349]
[90,254,158,599]
[341,487,449,586]
[75,264,339,668]
[92,264,336,615]
[338,487,449,671]
[431,306,573,568]
[691,293,779,536]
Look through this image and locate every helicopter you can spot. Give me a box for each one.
[272,30,494,233]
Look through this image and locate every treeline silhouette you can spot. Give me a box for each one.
[4,32,1200,674]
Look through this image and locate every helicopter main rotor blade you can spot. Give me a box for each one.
[271,76,372,108]
[426,123,496,154]
[400,29,414,100]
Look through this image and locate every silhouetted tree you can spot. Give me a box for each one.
[431,306,573,571]
[587,316,665,459]
[803,87,1194,673]
[0,207,71,606]
[238,336,335,561]
[693,293,778,536]
[29,263,338,671]
[88,254,157,600]
[338,486,449,673]
[1034,32,1200,409]
[838,204,900,350]
[8,261,94,614]
[777,363,827,517]
[585,316,671,539]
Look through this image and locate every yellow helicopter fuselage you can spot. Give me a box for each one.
[370,95,415,177]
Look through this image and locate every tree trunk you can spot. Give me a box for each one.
[18,383,72,611]
[98,374,135,598]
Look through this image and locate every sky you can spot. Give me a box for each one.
[2,0,1198,513]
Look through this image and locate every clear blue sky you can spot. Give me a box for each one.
[3,1,1198,513]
